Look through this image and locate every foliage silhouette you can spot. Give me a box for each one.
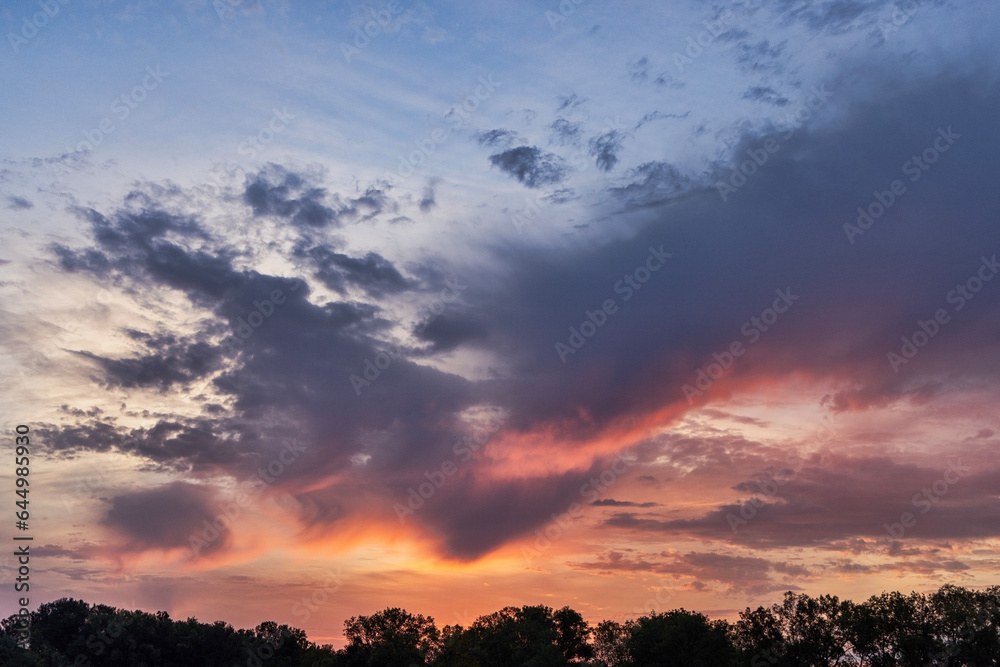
[1,584,998,666]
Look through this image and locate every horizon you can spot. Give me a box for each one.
[2,0,1000,651]
[11,581,1000,650]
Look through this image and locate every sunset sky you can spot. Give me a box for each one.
[2,0,1000,648]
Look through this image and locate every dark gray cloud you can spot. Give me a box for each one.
[555,92,587,112]
[75,334,223,391]
[43,67,1000,563]
[569,550,809,596]
[57,404,104,418]
[30,544,89,559]
[55,204,235,304]
[610,160,693,206]
[627,57,650,83]
[37,415,261,473]
[350,185,395,218]
[548,118,584,146]
[101,482,229,554]
[698,408,769,427]
[488,146,568,188]
[243,165,395,228]
[634,110,689,130]
[424,68,1000,445]
[478,129,522,148]
[789,0,878,33]
[605,455,1000,550]
[39,419,126,457]
[244,166,341,227]
[294,242,411,296]
[6,195,32,210]
[742,85,790,106]
[419,178,439,212]
[734,39,788,74]
[653,71,685,89]
[589,130,627,172]
[716,28,751,44]
[52,244,112,275]
[591,498,660,508]
[413,456,630,560]
[542,188,577,204]
[414,313,490,352]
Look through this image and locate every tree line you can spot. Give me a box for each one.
[1,584,998,666]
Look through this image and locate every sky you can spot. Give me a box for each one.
[1,0,999,648]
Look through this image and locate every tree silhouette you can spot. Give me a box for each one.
[2,584,999,666]
[554,605,593,662]
[342,607,439,666]
[592,619,631,667]
[439,605,566,666]
[625,608,734,666]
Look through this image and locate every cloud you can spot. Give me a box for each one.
[39,416,260,474]
[653,72,685,89]
[295,242,411,296]
[40,66,1000,565]
[627,57,650,83]
[785,0,883,34]
[411,456,630,560]
[634,110,689,130]
[243,165,395,228]
[548,118,584,146]
[698,408,769,427]
[478,129,522,148]
[414,314,490,352]
[733,39,788,74]
[610,160,693,206]
[605,455,1000,553]
[30,544,89,559]
[244,166,341,228]
[591,498,660,507]
[589,130,627,172]
[556,93,587,112]
[569,550,809,596]
[52,244,113,275]
[488,146,568,188]
[101,482,230,554]
[75,332,223,391]
[742,85,790,106]
[6,195,33,210]
[419,177,440,212]
[54,203,236,304]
